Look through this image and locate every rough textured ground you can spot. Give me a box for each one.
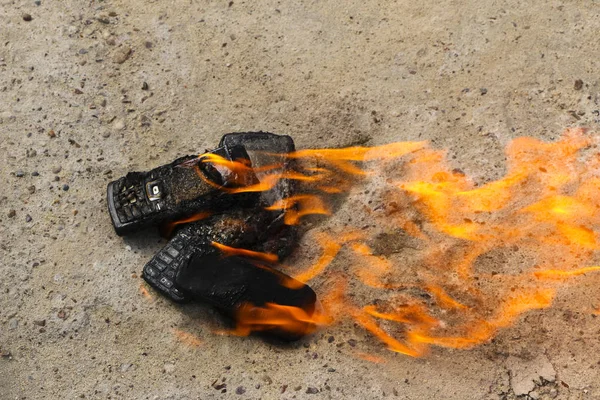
[2,1,600,399]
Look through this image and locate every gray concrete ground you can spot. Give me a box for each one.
[2,1,600,399]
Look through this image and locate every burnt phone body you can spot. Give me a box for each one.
[107,132,313,338]
[106,143,258,236]
[140,132,297,302]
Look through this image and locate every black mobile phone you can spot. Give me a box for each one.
[106,143,258,236]
[142,207,298,303]
[141,206,317,339]
[142,221,318,339]
[132,132,300,306]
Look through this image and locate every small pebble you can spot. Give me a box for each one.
[120,363,133,372]
[62,184,70,191]
[8,318,18,330]
[25,214,32,222]
[306,387,319,394]
[574,79,584,90]
[113,119,125,130]
[163,363,175,374]
[34,0,41,5]
[480,88,488,95]
[22,13,32,22]
[235,387,246,395]
[33,319,46,327]
[47,130,56,138]
[15,170,25,177]
[142,82,149,90]
[102,131,111,138]
[113,46,132,64]
[7,210,16,218]
[28,185,36,194]
[32,171,39,176]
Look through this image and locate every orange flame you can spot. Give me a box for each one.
[230,302,330,337]
[172,328,203,347]
[176,129,600,356]
[293,232,342,283]
[534,266,600,280]
[162,211,212,237]
[139,282,154,301]
[287,128,600,356]
[211,241,279,263]
[265,194,331,225]
[355,352,386,364]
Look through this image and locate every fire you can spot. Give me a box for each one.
[161,211,212,237]
[176,128,600,356]
[534,265,600,280]
[265,194,331,225]
[355,352,386,364]
[211,241,279,263]
[230,302,330,338]
[172,328,203,347]
[139,282,154,301]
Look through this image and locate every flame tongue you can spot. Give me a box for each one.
[232,302,327,339]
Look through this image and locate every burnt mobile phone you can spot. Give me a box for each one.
[143,224,318,340]
[106,143,258,236]
[141,132,297,303]
[143,210,317,339]
[142,207,298,303]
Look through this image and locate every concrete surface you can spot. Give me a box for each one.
[2,0,600,399]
